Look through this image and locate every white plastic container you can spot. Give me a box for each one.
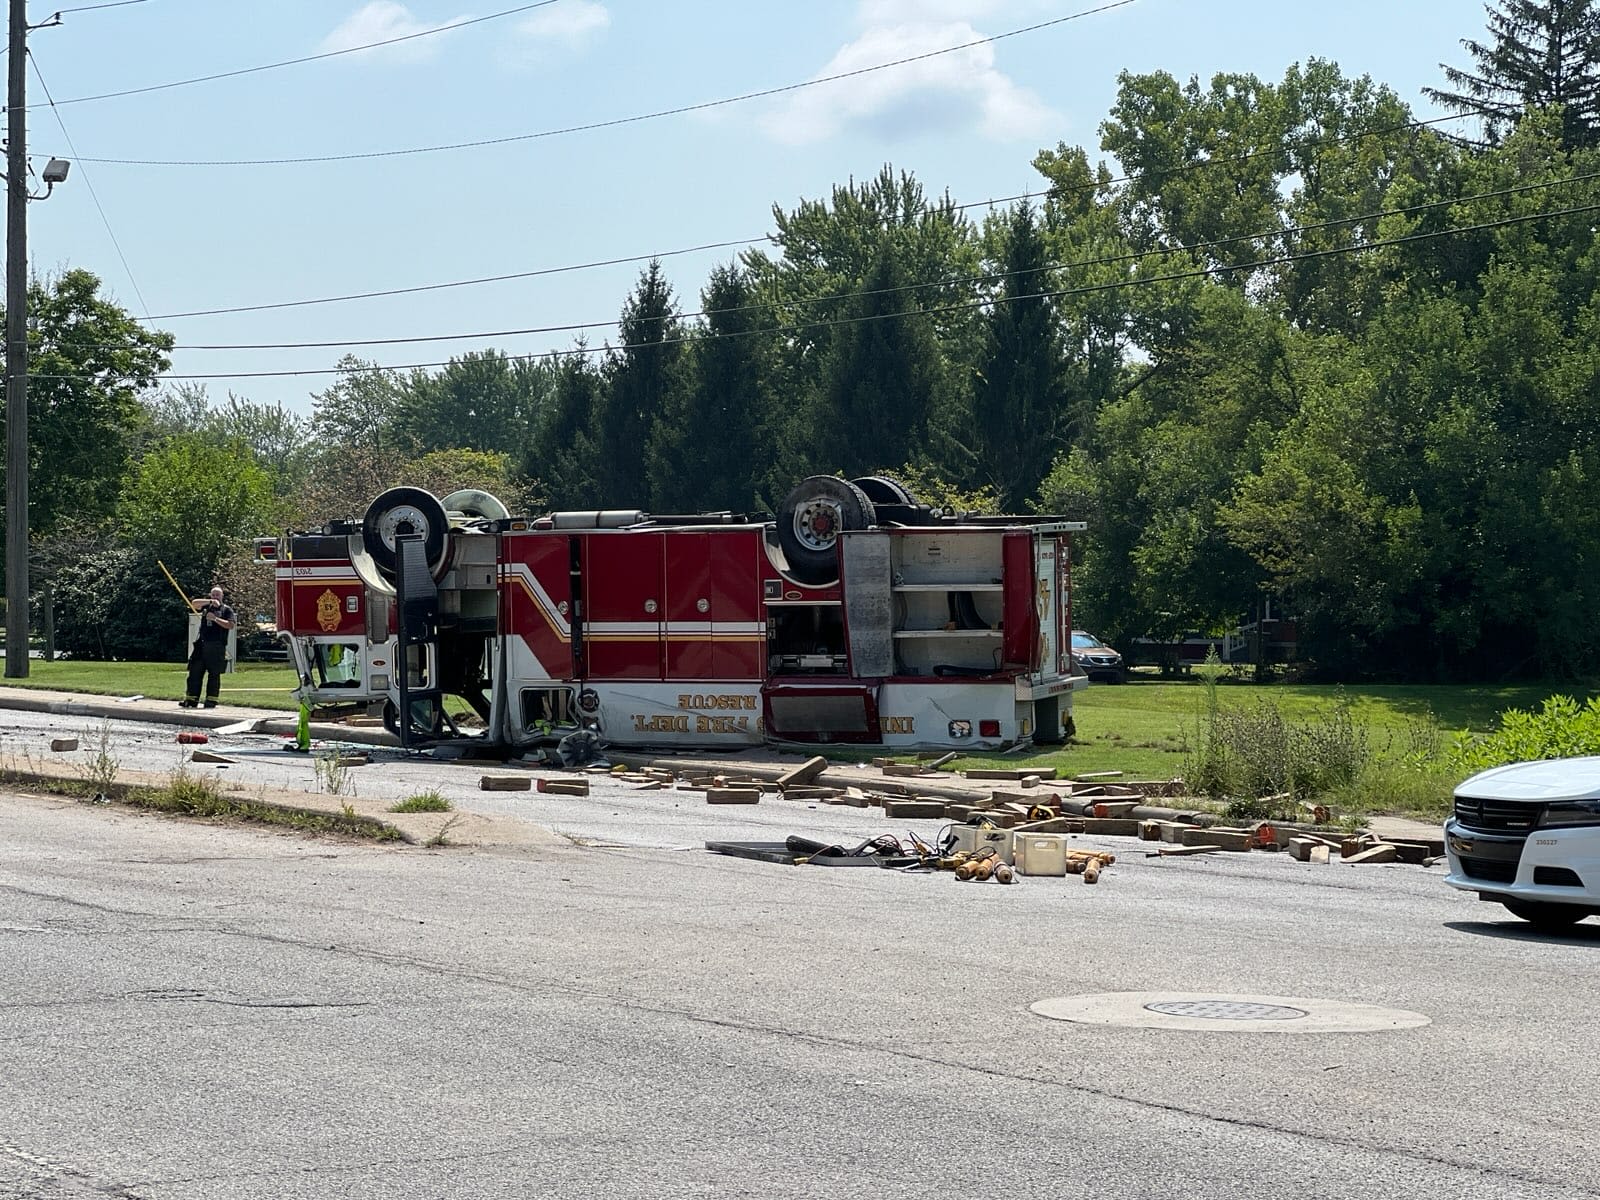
[1014,833,1068,876]
[950,824,1014,865]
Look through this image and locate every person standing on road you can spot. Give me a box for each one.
[181,586,235,709]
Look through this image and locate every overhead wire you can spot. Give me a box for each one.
[156,169,1600,352]
[27,48,152,317]
[43,0,563,108]
[64,0,1142,166]
[35,0,150,17]
[141,109,1478,322]
[44,199,1593,382]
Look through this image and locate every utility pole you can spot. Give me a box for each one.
[4,0,27,678]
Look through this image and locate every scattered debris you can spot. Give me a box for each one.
[49,737,78,752]
[777,755,828,788]
[536,778,589,797]
[706,787,761,805]
[176,732,209,745]
[481,775,533,792]
[190,750,236,765]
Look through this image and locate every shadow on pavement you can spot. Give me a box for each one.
[1445,919,1600,946]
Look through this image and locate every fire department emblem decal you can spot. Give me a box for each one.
[315,588,343,632]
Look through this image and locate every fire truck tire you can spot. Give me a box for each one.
[363,487,449,580]
[850,475,918,507]
[777,475,876,585]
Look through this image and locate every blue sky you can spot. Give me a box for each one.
[24,0,1479,414]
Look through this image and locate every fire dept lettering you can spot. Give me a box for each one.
[632,712,753,735]
[676,694,758,712]
[884,716,915,735]
[316,588,343,632]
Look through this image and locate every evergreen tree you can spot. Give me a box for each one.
[1427,0,1600,148]
[808,246,941,477]
[646,266,774,513]
[972,202,1068,511]
[525,351,604,508]
[592,261,683,508]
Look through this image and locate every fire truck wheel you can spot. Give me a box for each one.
[777,475,876,585]
[850,475,918,507]
[363,487,449,580]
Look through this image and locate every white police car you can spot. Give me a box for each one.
[1445,757,1600,929]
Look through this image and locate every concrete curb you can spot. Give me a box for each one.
[0,687,399,749]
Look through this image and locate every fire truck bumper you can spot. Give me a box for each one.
[1014,675,1090,701]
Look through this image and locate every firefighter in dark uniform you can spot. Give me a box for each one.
[180,586,235,709]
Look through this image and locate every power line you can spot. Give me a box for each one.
[35,0,149,17]
[157,170,1600,353]
[44,1,562,108]
[27,50,151,315]
[67,0,1141,166]
[142,110,1475,323]
[71,200,1596,382]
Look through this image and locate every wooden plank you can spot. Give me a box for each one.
[777,756,828,788]
[481,776,533,792]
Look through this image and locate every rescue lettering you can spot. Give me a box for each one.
[632,714,690,734]
[676,693,758,712]
[884,717,916,735]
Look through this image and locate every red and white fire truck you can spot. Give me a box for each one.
[262,475,1088,751]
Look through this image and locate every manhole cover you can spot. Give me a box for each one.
[1144,1000,1307,1021]
[1030,992,1431,1033]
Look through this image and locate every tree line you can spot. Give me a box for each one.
[6,1,1600,678]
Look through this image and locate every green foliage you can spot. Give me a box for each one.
[1,270,173,542]
[390,791,453,813]
[118,434,275,583]
[1186,654,1369,803]
[594,261,683,507]
[50,547,191,660]
[1450,695,1600,775]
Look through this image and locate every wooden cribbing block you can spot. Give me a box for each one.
[1013,816,1086,835]
[1146,845,1222,858]
[1310,845,1332,864]
[1078,818,1140,837]
[190,750,236,765]
[881,763,932,777]
[1073,771,1123,781]
[1390,841,1433,865]
[1182,827,1252,851]
[706,788,761,805]
[1344,844,1398,865]
[536,778,589,796]
[1020,775,1043,788]
[1160,822,1189,844]
[1288,837,1323,862]
[481,775,533,792]
[783,786,842,800]
[1138,820,1165,841]
[49,737,78,752]
[1341,835,1376,858]
[884,799,947,819]
[965,768,1051,782]
[777,756,828,788]
[633,781,665,791]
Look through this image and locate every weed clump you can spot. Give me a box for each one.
[390,791,452,813]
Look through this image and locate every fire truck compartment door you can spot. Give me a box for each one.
[840,531,893,677]
[762,683,882,744]
[583,533,664,680]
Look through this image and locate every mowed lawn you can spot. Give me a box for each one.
[2,663,1590,777]
[950,675,1600,781]
[0,661,301,711]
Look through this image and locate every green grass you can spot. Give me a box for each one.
[1,661,300,709]
[390,791,453,813]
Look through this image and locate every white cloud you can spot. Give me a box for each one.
[764,13,1055,146]
[516,1,610,49]
[319,2,471,63]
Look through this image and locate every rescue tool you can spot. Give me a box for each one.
[261,476,1090,752]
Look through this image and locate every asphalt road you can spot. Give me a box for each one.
[3,714,1600,1199]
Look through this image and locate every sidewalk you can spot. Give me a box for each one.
[0,686,398,749]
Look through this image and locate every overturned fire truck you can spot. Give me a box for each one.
[261,475,1088,751]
